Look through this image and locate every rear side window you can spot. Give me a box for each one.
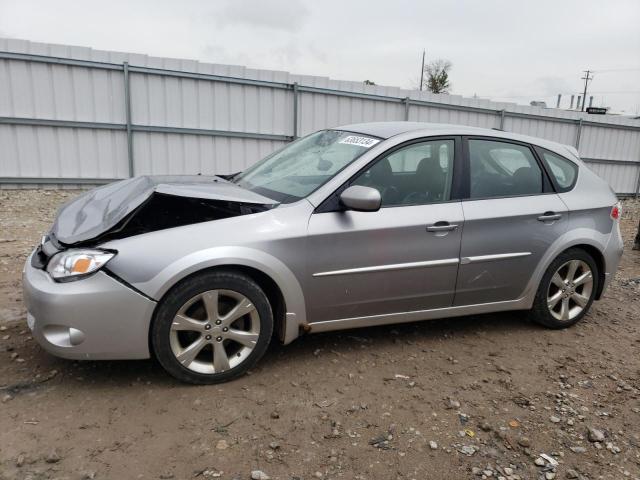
[539,150,578,192]
[468,139,543,199]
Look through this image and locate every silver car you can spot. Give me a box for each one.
[23,122,624,384]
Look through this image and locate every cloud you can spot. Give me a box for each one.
[0,0,637,112]
[214,0,309,33]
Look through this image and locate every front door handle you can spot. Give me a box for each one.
[426,221,459,232]
[537,212,562,222]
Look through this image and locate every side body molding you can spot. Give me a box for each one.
[130,246,307,345]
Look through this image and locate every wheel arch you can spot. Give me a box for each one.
[150,264,289,347]
[146,246,306,346]
[522,229,609,308]
[215,265,288,343]
[563,243,606,300]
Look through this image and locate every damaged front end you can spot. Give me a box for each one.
[72,192,272,246]
[31,175,276,273]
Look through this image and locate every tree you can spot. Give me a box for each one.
[363,79,376,86]
[422,59,452,94]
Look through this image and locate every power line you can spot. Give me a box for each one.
[588,90,640,94]
[591,67,640,73]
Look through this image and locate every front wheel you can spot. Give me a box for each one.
[530,249,599,329]
[152,270,273,384]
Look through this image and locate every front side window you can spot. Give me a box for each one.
[469,139,543,199]
[540,150,578,191]
[233,130,379,203]
[351,139,454,206]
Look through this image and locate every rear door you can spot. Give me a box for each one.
[454,137,568,306]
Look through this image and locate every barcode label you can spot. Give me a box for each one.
[339,135,380,148]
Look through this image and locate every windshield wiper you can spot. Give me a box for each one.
[217,172,241,182]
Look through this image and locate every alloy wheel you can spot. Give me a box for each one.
[169,289,260,374]
[547,259,594,322]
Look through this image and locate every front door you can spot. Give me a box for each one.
[305,138,464,323]
[454,137,569,306]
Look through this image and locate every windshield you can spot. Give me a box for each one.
[232,130,380,203]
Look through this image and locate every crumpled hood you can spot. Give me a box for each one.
[51,175,275,245]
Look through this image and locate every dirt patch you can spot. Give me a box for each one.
[1,190,639,480]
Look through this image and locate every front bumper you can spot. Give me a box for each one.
[23,252,157,360]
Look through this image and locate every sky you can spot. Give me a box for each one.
[1,0,639,114]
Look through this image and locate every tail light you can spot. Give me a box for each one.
[610,203,621,220]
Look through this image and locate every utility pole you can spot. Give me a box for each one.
[419,49,425,91]
[580,70,593,112]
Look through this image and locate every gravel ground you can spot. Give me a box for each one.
[0,190,639,480]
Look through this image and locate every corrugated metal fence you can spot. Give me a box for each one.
[1,38,640,195]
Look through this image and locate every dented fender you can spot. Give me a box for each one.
[99,198,315,346]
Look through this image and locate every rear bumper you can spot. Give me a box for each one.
[601,222,624,296]
[23,252,156,360]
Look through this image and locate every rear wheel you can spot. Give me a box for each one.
[530,249,598,328]
[152,270,273,384]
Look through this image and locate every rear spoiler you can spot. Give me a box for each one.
[563,145,581,162]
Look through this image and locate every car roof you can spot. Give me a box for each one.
[335,121,580,161]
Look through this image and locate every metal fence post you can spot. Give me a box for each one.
[575,118,583,150]
[635,163,640,198]
[404,97,410,121]
[123,62,134,177]
[292,82,299,139]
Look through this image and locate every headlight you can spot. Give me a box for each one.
[46,249,116,281]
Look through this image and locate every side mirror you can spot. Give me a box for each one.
[339,185,381,212]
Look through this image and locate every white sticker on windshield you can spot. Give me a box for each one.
[339,135,380,148]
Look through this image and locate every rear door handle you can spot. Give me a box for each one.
[537,212,562,222]
[426,221,459,232]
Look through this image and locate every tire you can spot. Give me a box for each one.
[529,248,599,329]
[151,270,273,384]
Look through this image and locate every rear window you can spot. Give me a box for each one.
[469,139,543,199]
[540,150,578,192]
